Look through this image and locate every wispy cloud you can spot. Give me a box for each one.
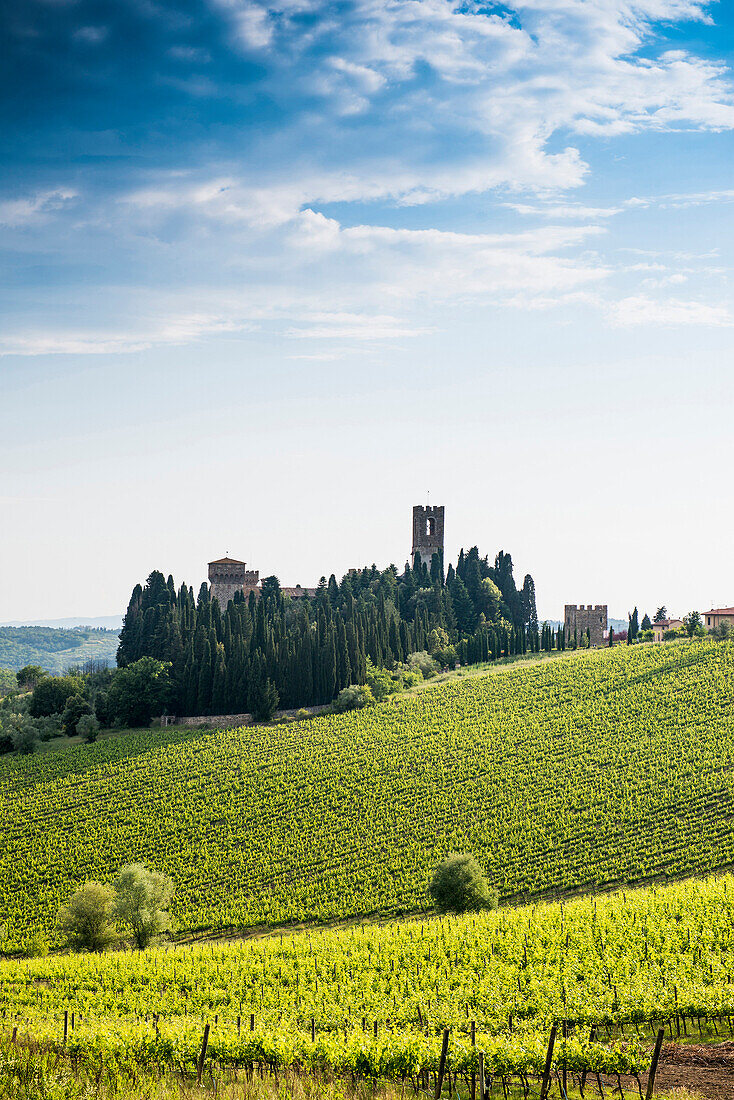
[0,188,77,228]
[609,296,734,327]
[0,313,251,358]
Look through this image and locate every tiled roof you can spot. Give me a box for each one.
[209,557,246,566]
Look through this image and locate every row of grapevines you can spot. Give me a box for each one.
[11,1016,651,1081]
[0,640,732,942]
[3,876,734,1033]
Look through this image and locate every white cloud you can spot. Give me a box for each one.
[0,189,77,228]
[5,1,734,356]
[285,312,430,340]
[506,202,623,219]
[0,312,250,357]
[609,296,734,327]
[203,0,734,206]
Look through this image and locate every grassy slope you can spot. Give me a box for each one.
[3,640,734,944]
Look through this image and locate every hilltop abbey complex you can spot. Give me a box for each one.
[209,504,608,642]
[209,503,448,608]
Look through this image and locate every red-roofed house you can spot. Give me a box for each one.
[704,607,734,631]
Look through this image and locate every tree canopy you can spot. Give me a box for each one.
[115,549,538,717]
[429,853,496,914]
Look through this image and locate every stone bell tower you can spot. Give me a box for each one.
[411,505,444,569]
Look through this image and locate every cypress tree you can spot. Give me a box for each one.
[197,640,213,715]
[211,643,227,714]
[336,619,351,690]
[117,584,144,667]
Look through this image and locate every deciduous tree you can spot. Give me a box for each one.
[430,854,497,914]
[114,864,174,949]
[59,883,118,952]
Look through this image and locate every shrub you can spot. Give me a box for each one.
[407,651,438,679]
[433,644,457,669]
[108,658,173,727]
[34,714,63,742]
[77,714,100,743]
[62,694,92,737]
[22,930,49,958]
[429,853,497,914]
[399,668,423,689]
[336,684,375,712]
[29,675,82,718]
[9,714,38,755]
[366,661,393,702]
[59,883,118,952]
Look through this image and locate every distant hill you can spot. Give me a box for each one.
[0,615,123,630]
[0,626,120,674]
[545,617,628,633]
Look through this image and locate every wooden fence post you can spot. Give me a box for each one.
[63,1011,68,1046]
[644,1028,665,1100]
[197,1023,210,1087]
[579,1024,596,1096]
[540,1025,557,1100]
[435,1029,450,1100]
[470,1020,476,1100]
[478,1051,486,1100]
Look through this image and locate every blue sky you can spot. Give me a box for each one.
[2,0,733,622]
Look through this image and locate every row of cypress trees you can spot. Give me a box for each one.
[117,548,538,716]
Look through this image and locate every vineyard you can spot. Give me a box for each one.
[5,877,734,1094]
[1,639,733,944]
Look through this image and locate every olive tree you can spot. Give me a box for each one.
[59,883,118,952]
[429,853,497,914]
[114,863,174,949]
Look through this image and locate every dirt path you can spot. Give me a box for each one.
[635,1042,734,1099]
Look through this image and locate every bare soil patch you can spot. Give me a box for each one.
[638,1042,734,1100]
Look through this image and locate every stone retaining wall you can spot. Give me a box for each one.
[162,705,330,728]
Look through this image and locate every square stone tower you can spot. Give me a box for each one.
[564,604,608,647]
[208,557,260,609]
[411,505,444,569]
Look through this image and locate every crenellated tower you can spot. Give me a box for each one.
[208,557,260,609]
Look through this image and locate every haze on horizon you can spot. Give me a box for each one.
[2,0,733,625]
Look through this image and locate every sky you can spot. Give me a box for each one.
[1,0,733,624]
